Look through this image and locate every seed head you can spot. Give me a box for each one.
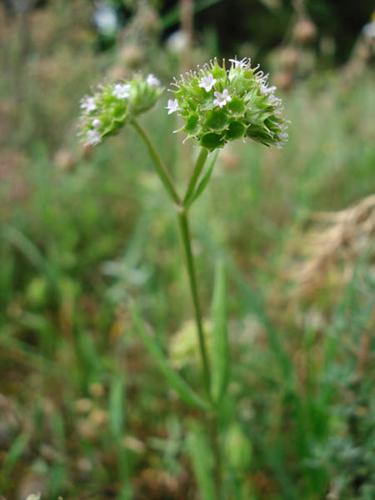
[168,58,289,151]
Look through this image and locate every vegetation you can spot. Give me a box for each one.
[0,1,374,498]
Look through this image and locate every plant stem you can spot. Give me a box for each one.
[183,147,208,206]
[132,119,181,206]
[133,122,222,492]
[209,413,223,498]
[177,210,211,397]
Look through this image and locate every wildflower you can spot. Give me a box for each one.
[94,2,118,37]
[166,30,189,54]
[113,83,131,99]
[147,74,161,87]
[260,83,276,96]
[80,96,96,113]
[78,74,162,146]
[86,129,101,146]
[166,99,180,115]
[199,74,217,92]
[213,89,232,108]
[168,58,289,150]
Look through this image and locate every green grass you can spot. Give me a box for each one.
[1,69,375,498]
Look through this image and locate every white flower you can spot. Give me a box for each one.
[113,83,131,99]
[268,94,282,106]
[94,3,118,36]
[166,98,180,115]
[92,118,101,128]
[166,30,189,54]
[147,74,160,87]
[80,96,96,113]
[260,83,276,96]
[86,129,101,146]
[213,89,232,108]
[199,74,217,92]
[363,22,375,41]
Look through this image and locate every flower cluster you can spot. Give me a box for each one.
[167,58,288,150]
[79,74,162,146]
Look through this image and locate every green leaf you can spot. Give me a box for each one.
[131,306,210,412]
[188,150,219,207]
[186,423,216,500]
[210,260,230,403]
[109,375,125,438]
[2,433,30,476]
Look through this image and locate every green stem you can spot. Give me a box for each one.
[183,147,209,206]
[177,210,211,397]
[132,119,181,206]
[209,413,223,499]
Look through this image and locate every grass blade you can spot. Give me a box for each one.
[186,423,215,500]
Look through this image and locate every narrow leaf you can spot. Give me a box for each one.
[186,423,216,500]
[211,259,230,403]
[131,306,210,412]
[2,433,30,476]
[109,375,125,438]
[188,150,219,207]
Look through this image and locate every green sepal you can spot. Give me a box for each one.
[204,109,228,130]
[200,132,225,150]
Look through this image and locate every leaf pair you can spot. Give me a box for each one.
[185,150,219,209]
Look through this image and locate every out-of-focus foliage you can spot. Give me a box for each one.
[0,0,375,498]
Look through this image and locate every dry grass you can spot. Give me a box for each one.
[290,194,375,298]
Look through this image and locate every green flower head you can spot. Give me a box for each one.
[167,58,289,151]
[79,74,162,146]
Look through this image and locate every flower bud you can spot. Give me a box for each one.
[78,74,162,147]
[167,58,289,151]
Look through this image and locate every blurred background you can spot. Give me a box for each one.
[0,0,374,498]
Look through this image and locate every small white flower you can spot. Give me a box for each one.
[199,74,217,92]
[363,22,375,41]
[92,118,101,128]
[166,98,180,115]
[213,89,232,108]
[86,129,101,146]
[260,83,276,96]
[268,94,281,106]
[113,83,131,99]
[80,96,96,113]
[147,74,160,87]
[166,30,189,54]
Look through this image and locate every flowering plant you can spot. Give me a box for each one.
[168,58,288,150]
[79,73,161,146]
[78,58,288,496]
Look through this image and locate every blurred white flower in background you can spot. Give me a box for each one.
[94,1,119,37]
[363,21,375,41]
[166,30,189,54]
